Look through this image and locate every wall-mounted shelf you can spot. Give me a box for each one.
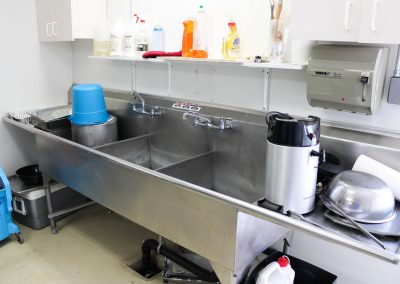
[242,62,306,70]
[163,57,245,65]
[88,55,307,70]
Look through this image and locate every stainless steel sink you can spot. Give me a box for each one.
[5,90,400,283]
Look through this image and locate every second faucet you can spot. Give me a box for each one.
[183,112,232,131]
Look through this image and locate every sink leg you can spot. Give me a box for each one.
[44,175,57,234]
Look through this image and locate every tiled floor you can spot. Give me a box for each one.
[0,205,161,284]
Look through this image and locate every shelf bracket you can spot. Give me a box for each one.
[168,62,173,98]
[131,62,137,91]
[263,69,271,111]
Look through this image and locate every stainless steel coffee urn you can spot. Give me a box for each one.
[264,112,324,214]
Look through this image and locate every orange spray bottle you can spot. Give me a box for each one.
[182,19,194,58]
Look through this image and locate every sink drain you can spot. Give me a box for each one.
[125,257,162,281]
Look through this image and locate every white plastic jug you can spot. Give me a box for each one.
[256,256,295,284]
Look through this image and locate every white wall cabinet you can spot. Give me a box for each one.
[358,0,400,43]
[290,0,400,44]
[107,0,132,27]
[36,0,106,42]
[290,0,361,42]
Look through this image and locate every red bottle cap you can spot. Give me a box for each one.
[278,256,289,267]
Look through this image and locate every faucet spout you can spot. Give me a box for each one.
[182,112,232,131]
[130,91,162,117]
[131,91,145,110]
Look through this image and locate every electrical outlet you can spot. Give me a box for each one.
[388,77,400,105]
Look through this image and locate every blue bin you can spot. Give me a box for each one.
[0,167,22,243]
[69,84,109,125]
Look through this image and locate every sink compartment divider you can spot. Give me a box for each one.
[157,151,214,190]
[95,134,153,168]
[94,133,152,150]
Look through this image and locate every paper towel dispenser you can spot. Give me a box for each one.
[307,46,389,115]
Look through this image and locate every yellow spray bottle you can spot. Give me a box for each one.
[223,19,241,60]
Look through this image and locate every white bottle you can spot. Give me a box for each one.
[93,21,110,56]
[192,5,208,58]
[123,19,137,57]
[110,18,125,56]
[153,25,165,51]
[135,19,149,56]
[256,256,295,284]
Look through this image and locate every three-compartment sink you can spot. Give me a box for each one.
[6,91,400,284]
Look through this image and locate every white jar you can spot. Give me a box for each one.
[110,18,125,56]
[93,21,110,56]
[256,256,295,284]
[123,20,137,57]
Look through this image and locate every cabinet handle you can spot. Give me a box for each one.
[51,22,58,36]
[46,22,51,36]
[344,1,353,31]
[371,0,380,32]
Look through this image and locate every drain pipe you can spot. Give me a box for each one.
[142,239,219,283]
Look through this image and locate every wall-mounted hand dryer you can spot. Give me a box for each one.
[307,46,388,115]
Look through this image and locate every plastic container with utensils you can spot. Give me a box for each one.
[69,84,109,126]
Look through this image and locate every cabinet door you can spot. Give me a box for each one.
[108,0,131,27]
[290,0,361,42]
[36,0,54,42]
[358,0,400,43]
[73,0,107,39]
[52,0,73,41]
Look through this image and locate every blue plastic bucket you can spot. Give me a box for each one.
[69,84,109,125]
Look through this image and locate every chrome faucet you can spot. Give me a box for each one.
[183,112,232,131]
[130,91,162,116]
[132,91,145,110]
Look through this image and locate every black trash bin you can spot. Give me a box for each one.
[243,251,337,284]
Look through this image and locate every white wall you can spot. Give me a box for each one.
[0,0,73,175]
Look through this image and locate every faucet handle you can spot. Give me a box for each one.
[220,117,233,130]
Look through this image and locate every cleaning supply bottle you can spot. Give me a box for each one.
[256,256,295,284]
[93,21,110,56]
[182,18,194,58]
[135,19,149,56]
[270,0,289,63]
[192,5,208,58]
[222,19,241,60]
[110,18,125,56]
[123,19,136,57]
[153,25,165,51]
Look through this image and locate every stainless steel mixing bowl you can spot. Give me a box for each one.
[325,170,396,224]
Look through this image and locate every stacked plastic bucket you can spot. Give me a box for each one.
[70,84,118,147]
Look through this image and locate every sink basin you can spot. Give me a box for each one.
[96,134,196,170]
[159,151,263,203]
[158,151,214,189]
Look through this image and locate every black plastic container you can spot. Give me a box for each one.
[244,251,337,284]
[16,165,43,186]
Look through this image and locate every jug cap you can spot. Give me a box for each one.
[278,256,289,267]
